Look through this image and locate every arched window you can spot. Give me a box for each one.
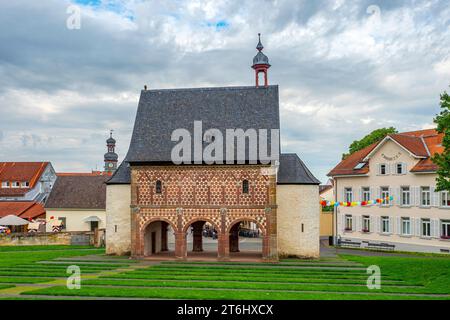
[155,180,162,194]
[242,180,249,194]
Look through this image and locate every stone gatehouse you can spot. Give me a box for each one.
[105,37,320,261]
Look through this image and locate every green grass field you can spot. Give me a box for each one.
[0,245,448,300]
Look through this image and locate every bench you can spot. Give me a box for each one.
[367,242,395,251]
[339,240,361,248]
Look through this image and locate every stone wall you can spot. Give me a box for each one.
[277,184,320,258]
[105,184,132,255]
[0,232,93,246]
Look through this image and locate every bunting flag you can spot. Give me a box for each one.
[320,196,394,207]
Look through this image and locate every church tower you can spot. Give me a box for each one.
[104,130,118,173]
[252,33,271,87]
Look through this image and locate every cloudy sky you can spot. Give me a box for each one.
[0,0,449,182]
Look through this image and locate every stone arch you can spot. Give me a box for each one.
[183,217,221,234]
[141,217,178,234]
[227,218,266,236]
[226,217,267,259]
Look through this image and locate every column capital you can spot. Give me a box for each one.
[176,207,183,215]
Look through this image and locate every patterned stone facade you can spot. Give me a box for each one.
[130,165,278,260]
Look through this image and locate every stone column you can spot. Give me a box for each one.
[174,232,186,260]
[161,221,168,252]
[229,223,240,252]
[175,207,186,260]
[192,221,205,252]
[218,208,229,260]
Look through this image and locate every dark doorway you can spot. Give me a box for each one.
[90,221,99,231]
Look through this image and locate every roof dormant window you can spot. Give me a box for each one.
[11,182,20,188]
[1,182,9,188]
[354,162,366,170]
[21,182,30,188]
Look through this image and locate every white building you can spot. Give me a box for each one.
[0,162,56,203]
[328,129,450,254]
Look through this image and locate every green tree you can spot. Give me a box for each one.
[342,127,398,160]
[432,90,450,192]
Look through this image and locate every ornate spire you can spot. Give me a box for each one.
[251,33,271,87]
[256,33,264,51]
[104,130,118,173]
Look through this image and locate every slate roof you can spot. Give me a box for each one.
[277,154,320,185]
[328,129,444,176]
[0,162,49,197]
[45,175,108,209]
[0,202,45,219]
[126,85,280,163]
[107,161,131,185]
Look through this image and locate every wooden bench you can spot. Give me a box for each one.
[339,240,361,248]
[367,242,395,251]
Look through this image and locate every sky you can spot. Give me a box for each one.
[0,0,449,182]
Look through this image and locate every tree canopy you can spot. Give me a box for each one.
[342,127,398,160]
[432,90,450,191]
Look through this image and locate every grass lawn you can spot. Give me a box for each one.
[0,245,448,300]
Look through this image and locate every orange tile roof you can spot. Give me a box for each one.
[0,202,45,219]
[328,129,444,176]
[0,162,49,197]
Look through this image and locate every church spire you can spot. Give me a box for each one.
[104,130,118,173]
[251,33,271,87]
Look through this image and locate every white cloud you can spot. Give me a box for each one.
[0,0,449,181]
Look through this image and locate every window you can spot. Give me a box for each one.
[379,164,387,175]
[401,217,411,235]
[362,187,371,202]
[242,180,249,194]
[362,216,370,232]
[396,163,406,174]
[441,191,450,208]
[11,182,20,188]
[421,219,431,237]
[442,220,450,239]
[58,217,66,231]
[21,182,29,188]
[420,187,431,207]
[345,215,353,231]
[344,187,353,202]
[354,162,366,170]
[381,187,390,205]
[1,182,8,188]
[381,216,390,233]
[401,186,411,206]
[155,180,162,194]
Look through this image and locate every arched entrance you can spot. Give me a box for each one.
[183,219,220,258]
[143,220,176,257]
[227,219,265,260]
